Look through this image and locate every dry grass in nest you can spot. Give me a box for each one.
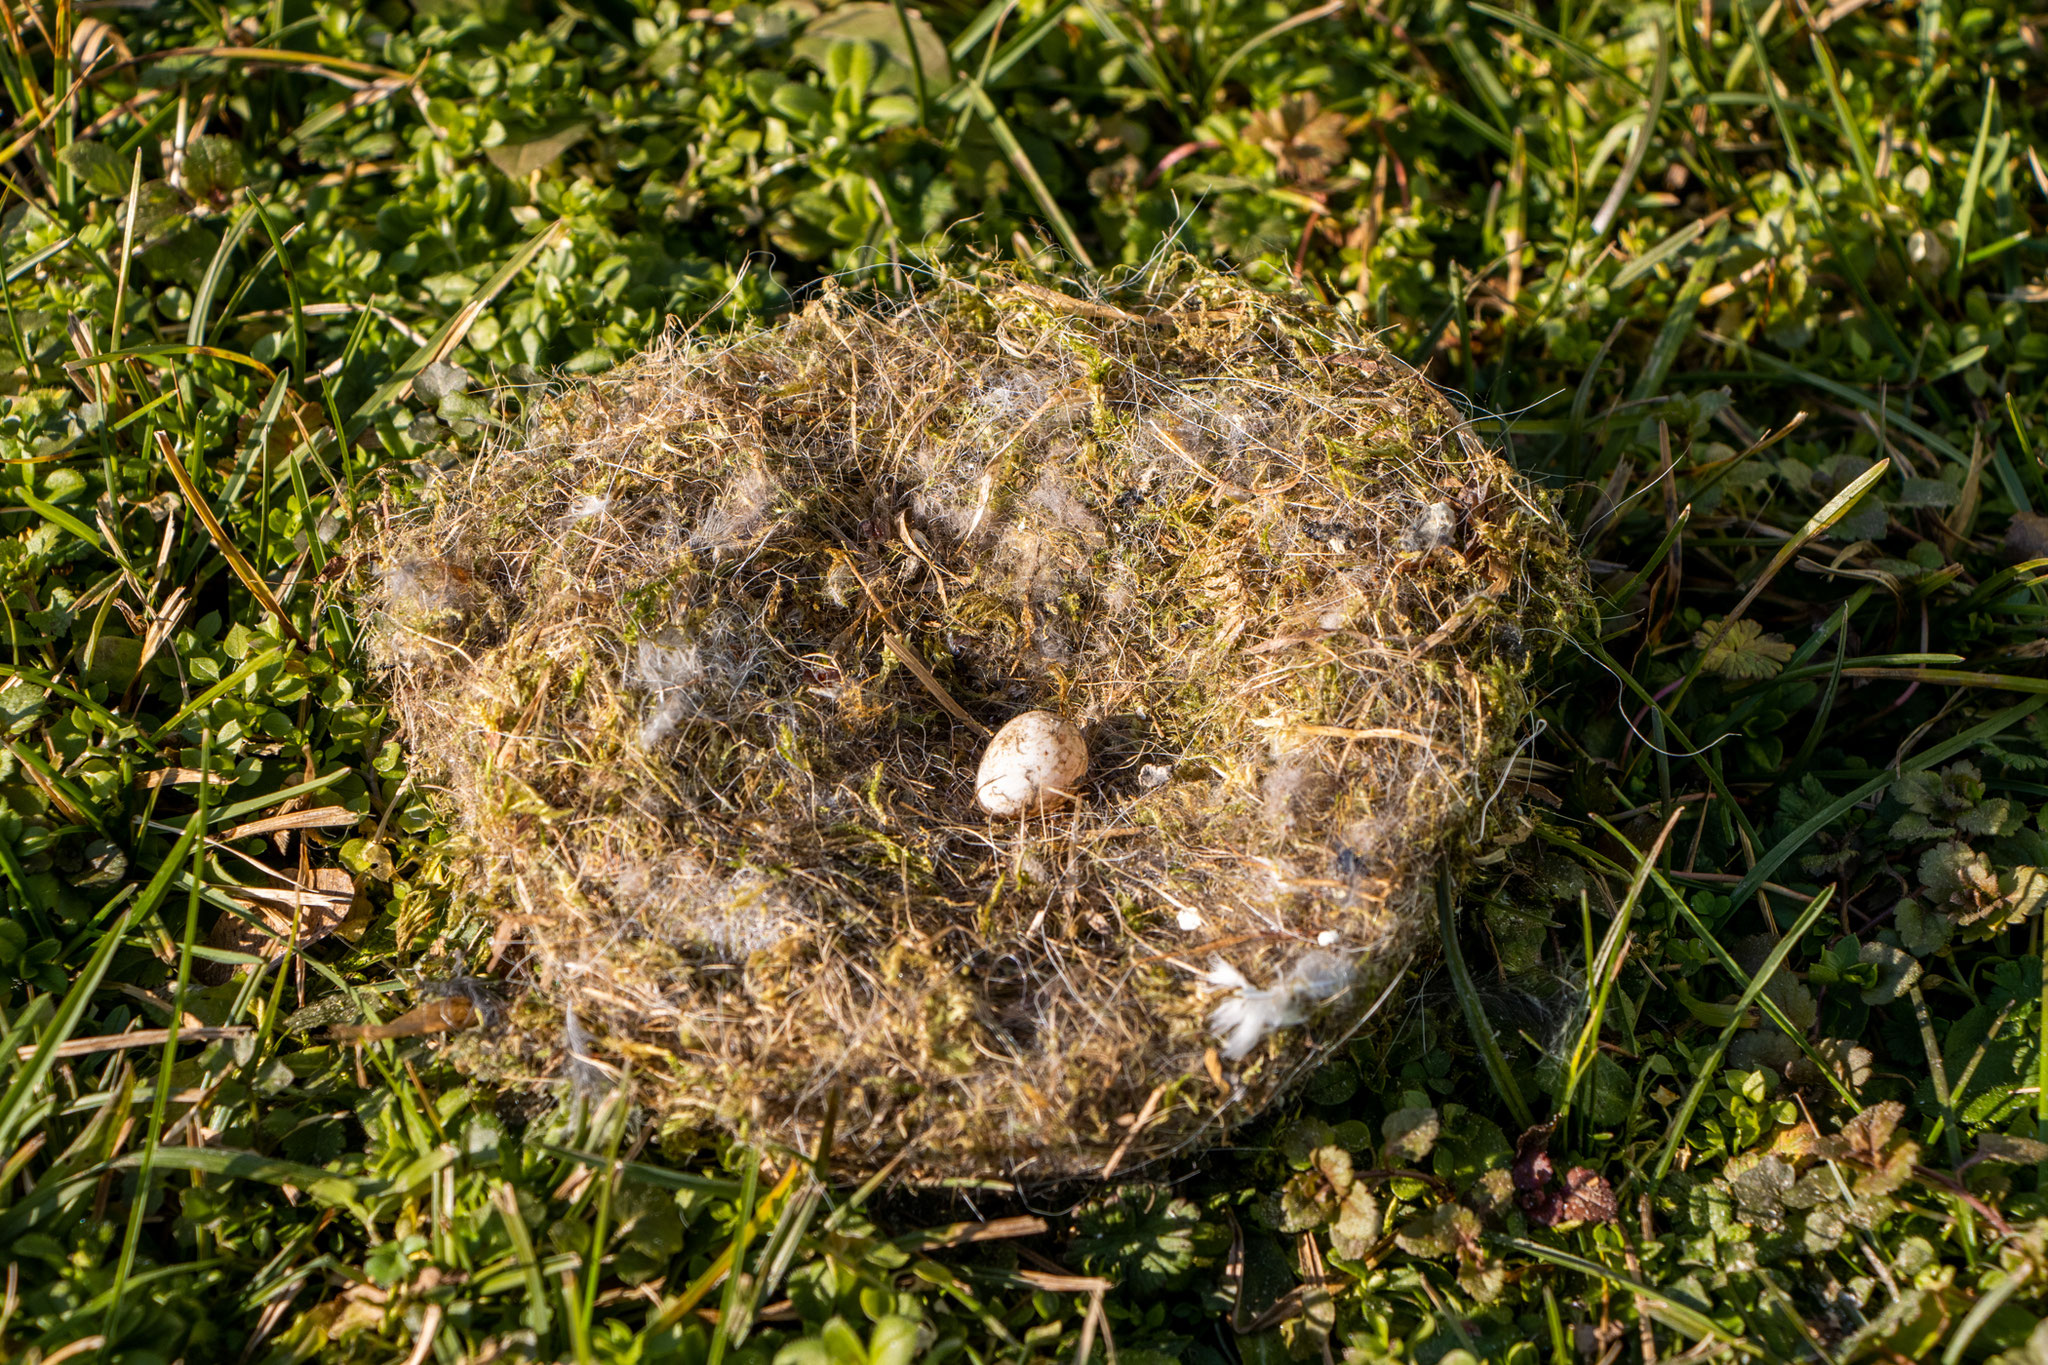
[361,265,1582,1180]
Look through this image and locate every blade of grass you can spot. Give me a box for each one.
[492,1182,555,1336]
[1724,694,2048,915]
[576,1095,628,1357]
[208,222,302,342]
[1907,981,1966,1168]
[64,341,279,380]
[2,737,109,835]
[961,87,1095,270]
[1670,456,1891,711]
[1363,57,1525,161]
[1953,80,1998,293]
[1075,0,1186,129]
[1585,637,1764,852]
[704,1152,764,1365]
[0,828,37,904]
[148,641,294,742]
[1443,19,1515,131]
[2039,927,2048,1193]
[1943,1263,2032,1365]
[1206,0,1345,102]
[155,430,307,647]
[133,45,409,81]
[1438,876,1535,1130]
[105,730,213,1345]
[529,1144,745,1198]
[1805,30,1935,318]
[730,1178,823,1347]
[0,809,204,1153]
[1561,810,1681,1119]
[2001,394,2042,513]
[1599,504,1691,609]
[17,486,117,559]
[0,664,134,738]
[648,1159,805,1334]
[1610,216,1707,290]
[3,235,74,286]
[974,3,1065,87]
[889,0,930,126]
[244,189,309,380]
[1580,817,1859,1107]
[1827,668,2048,692]
[280,71,421,151]
[207,769,350,828]
[219,372,291,508]
[942,0,1066,142]
[946,0,1014,62]
[1737,1,1910,364]
[1654,885,1835,1181]
[108,148,143,363]
[1467,3,1646,94]
[11,1147,384,1239]
[1789,627,1851,776]
[187,202,261,349]
[0,64,100,172]
[1589,20,1669,238]
[1564,317,1627,474]
[348,218,567,433]
[1487,1236,1751,1350]
[1628,225,1724,401]
[1717,339,1966,463]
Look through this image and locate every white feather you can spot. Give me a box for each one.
[1201,951,1354,1061]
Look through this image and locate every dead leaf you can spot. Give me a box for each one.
[1512,1122,1617,1227]
[211,868,363,961]
[331,991,479,1042]
[1245,93,1350,185]
[218,804,362,843]
[484,122,591,179]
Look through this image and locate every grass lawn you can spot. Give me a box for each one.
[3,0,2048,1361]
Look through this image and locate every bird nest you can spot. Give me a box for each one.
[362,267,1579,1179]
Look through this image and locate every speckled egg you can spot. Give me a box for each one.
[975,711,1089,817]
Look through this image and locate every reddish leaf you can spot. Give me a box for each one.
[1511,1122,1617,1228]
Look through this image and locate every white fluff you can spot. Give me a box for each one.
[690,464,779,550]
[562,1000,618,1097]
[635,640,706,748]
[1202,951,1354,1061]
[563,494,610,523]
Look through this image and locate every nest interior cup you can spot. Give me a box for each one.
[365,267,1579,1179]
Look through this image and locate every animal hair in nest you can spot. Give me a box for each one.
[362,265,1581,1180]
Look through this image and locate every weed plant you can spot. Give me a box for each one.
[1,0,2047,1361]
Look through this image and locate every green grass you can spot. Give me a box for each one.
[2,0,2048,1361]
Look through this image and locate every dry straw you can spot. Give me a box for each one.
[362,264,1581,1180]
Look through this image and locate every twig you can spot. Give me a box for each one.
[1100,1084,1166,1178]
[836,549,991,738]
[15,1026,253,1061]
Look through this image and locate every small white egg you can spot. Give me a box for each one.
[976,711,1088,817]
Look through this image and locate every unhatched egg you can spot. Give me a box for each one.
[976,711,1089,817]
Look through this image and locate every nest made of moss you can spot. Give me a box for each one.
[363,266,1580,1180]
